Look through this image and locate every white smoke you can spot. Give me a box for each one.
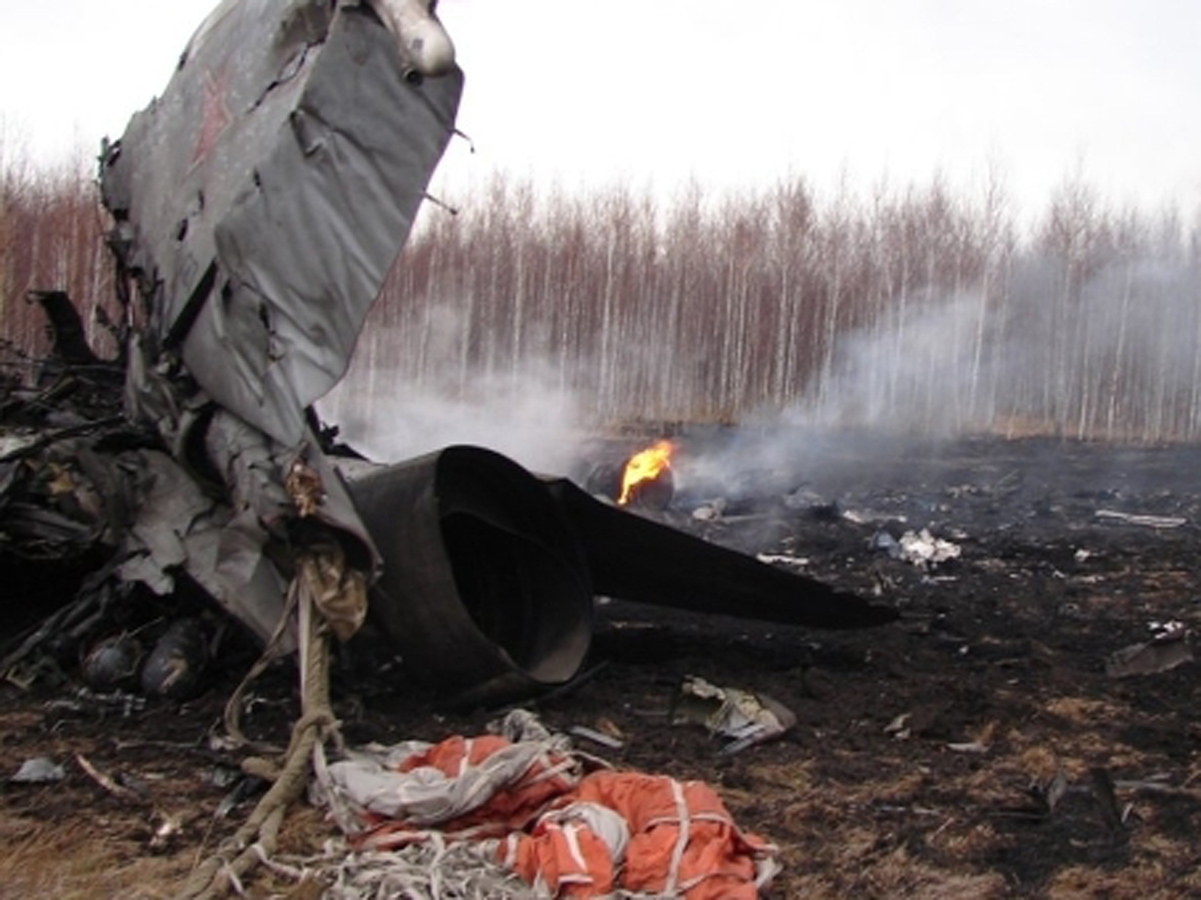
[794,292,997,436]
[319,305,589,475]
[672,249,1201,500]
[781,252,1201,442]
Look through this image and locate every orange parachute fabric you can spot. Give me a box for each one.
[334,726,779,897]
[504,770,776,899]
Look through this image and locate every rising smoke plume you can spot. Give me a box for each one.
[319,302,589,475]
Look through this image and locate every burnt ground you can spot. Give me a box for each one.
[2,434,1200,898]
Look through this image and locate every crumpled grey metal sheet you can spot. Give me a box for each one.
[116,448,291,642]
[102,0,463,445]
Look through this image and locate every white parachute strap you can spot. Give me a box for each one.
[663,779,691,897]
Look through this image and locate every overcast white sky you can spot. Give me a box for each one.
[2,0,1199,219]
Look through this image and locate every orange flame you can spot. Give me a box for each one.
[617,440,674,505]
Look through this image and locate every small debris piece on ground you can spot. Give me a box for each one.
[10,757,66,784]
[672,675,796,753]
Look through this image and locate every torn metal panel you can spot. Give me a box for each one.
[110,413,378,646]
[199,410,376,574]
[115,450,214,595]
[1106,628,1194,678]
[101,0,463,445]
[87,0,446,650]
[115,448,291,642]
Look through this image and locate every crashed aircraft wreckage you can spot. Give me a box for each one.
[2,0,897,711]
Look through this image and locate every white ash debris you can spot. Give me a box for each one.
[756,553,811,569]
[882,528,962,569]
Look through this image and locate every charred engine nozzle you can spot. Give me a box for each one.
[345,446,593,708]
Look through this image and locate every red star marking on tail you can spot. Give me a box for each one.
[191,66,231,169]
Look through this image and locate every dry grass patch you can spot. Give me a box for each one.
[0,822,190,899]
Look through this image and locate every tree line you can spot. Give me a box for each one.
[4,143,1200,442]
